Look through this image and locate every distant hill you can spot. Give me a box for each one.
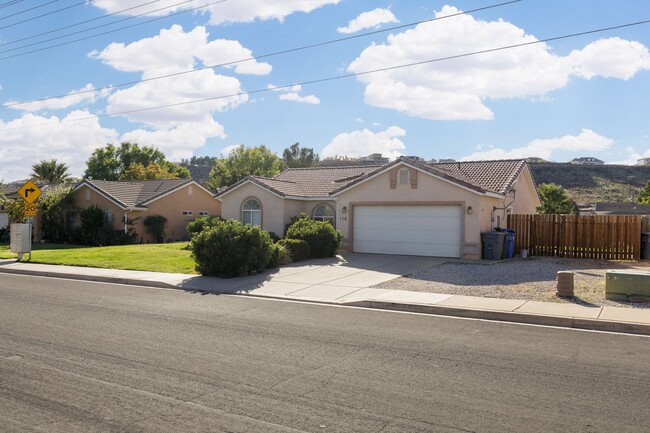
[528,163,650,205]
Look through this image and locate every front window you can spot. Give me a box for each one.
[313,205,335,225]
[242,199,262,226]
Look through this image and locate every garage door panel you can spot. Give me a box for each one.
[353,205,461,258]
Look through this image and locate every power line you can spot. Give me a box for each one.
[0,0,187,49]
[2,17,649,134]
[2,0,522,109]
[0,0,24,11]
[1,1,58,22]
[0,0,225,59]
[0,1,87,30]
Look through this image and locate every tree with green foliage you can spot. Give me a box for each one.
[181,156,216,167]
[120,162,187,181]
[536,183,578,214]
[31,159,71,184]
[84,142,189,180]
[637,180,650,204]
[39,185,76,243]
[208,145,282,190]
[282,142,319,168]
[143,214,168,243]
[1,197,26,223]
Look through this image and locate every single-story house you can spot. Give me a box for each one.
[72,179,220,243]
[216,157,540,259]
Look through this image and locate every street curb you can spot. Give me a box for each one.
[3,266,649,336]
[342,300,650,336]
[0,266,179,290]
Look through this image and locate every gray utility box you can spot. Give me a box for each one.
[482,231,505,260]
[10,223,31,254]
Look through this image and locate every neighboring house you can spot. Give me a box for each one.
[72,179,221,243]
[593,202,650,215]
[570,157,604,165]
[1,183,61,242]
[216,157,540,259]
[637,157,650,166]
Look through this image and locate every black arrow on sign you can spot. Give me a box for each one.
[25,188,35,197]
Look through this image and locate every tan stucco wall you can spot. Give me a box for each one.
[73,183,221,243]
[144,184,221,242]
[219,183,337,237]
[335,165,485,258]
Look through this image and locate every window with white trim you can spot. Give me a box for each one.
[313,204,335,225]
[182,210,193,216]
[242,199,262,227]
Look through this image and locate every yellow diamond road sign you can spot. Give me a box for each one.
[17,180,42,204]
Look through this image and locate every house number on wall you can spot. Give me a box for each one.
[339,216,347,221]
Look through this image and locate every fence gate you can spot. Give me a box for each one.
[507,214,641,261]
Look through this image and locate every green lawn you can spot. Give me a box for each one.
[0,242,197,274]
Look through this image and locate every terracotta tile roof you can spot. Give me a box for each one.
[217,166,381,198]
[429,159,527,194]
[83,179,191,208]
[217,158,528,198]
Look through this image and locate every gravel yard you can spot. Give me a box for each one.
[375,257,650,308]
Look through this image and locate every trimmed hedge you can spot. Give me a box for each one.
[285,218,342,258]
[191,219,274,278]
[277,238,311,262]
[186,215,223,240]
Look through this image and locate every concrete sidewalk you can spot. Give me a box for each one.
[1,256,649,336]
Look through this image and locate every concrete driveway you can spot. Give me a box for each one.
[181,253,448,302]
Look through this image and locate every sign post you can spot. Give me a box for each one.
[11,180,42,261]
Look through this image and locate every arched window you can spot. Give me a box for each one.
[242,199,262,227]
[313,204,335,225]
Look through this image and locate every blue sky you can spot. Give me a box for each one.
[1,0,649,182]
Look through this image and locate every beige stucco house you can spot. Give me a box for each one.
[216,157,540,259]
[72,179,221,243]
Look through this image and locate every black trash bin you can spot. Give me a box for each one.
[642,233,650,260]
[482,231,505,260]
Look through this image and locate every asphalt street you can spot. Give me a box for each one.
[1,274,649,433]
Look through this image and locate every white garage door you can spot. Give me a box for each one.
[353,205,462,257]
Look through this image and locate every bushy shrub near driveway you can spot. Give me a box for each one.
[285,218,342,258]
[190,219,274,278]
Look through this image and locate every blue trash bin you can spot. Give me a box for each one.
[504,229,515,259]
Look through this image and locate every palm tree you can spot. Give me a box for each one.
[536,183,577,214]
[31,159,71,184]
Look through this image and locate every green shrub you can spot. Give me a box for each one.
[191,219,274,277]
[267,242,292,268]
[143,214,167,243]
[277,238,311,262]
[285,218,342,258]
[186,215,223,240]
[76,204,135,246]
[284,213,310,237]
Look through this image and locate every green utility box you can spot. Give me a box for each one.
[605,270,650,302]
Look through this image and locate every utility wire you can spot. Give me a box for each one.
[2,17,649,133]
[1,1,58,22]
[2,0,522,109]
[0,0,225,58]
[0,0,24,11]
[0,0,185,47]
[0,1,87,30]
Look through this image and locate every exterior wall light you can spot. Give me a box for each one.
[342,206,347,214]
[466,206,473,215]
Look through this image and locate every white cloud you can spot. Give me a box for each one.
[92,26,254,129]
[91,0,341,25]
[569,37,650,80]
[92,25,271,76]
[268,83,320,104]
[337,8,399,34]
[279,93,320,104]
[461,129,614,161]
[321,126,406,159]
[348,6,650,120]
[6,84,111,113]
[0,111,119,181]
[120,117,226,162]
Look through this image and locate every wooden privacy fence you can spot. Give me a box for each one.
[507,214,641,261]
